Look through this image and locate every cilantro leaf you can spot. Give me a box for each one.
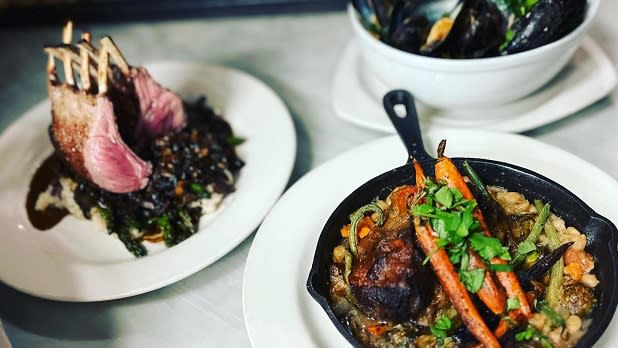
[412,203,435,217]
[451,187,464,202]
[459,268,485,293]
[489,263,513,272]
[430,315,452,339]
[435,186,454,208]
[507,297,521,311]
[515,327,536,341]
[469,233,512,261]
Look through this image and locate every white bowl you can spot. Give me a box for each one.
[348,0,599,110]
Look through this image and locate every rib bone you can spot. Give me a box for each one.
[97,44,109,95]
[100,36,130,75]
[62,21,75,86]
[80,42,91,90]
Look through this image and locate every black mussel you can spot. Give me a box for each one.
[387,0,466,54]
[502,0,587,55]
[437,0,508,58]
[387,0,432,53]
[352,0,397,35]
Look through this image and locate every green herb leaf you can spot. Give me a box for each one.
[515,326,553,347]
[449,242,468,265]
[469,232,512,261]
[451,187,464,202]
[435,186,454,208]
[412,203,435,217]
[459,268,485,293]
[537,301,565,327]
[515,327,536,341]
[226,135,246,146]
[430,315,452,339]
[507,297,521,311]
[489,263,513,272]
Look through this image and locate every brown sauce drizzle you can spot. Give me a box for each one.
[26,154,68,230]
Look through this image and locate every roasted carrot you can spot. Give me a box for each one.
[414,217,500,348]
[413,158,426,188]
[412,160,500,347]
[468,251,506,315]
[365,323,391,336]
[434,140,532,319]
[419,156,506,314]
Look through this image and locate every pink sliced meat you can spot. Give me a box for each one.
[49,83,152,193]
[130,67,186,140]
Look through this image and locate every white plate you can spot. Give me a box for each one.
[0,61,296,301]
[332,37,617,133]
[243,130,618,347]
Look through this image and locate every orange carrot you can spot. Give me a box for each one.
[418,158,506,315]
[468,251,506,315]
[412,160,500,347]
[413,158,426,188]
[434,143,532,319]
[365,323,391,336]
[414,218,500,348]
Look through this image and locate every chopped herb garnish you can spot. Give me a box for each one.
[489,263,513,272]
[430,315,453,339]
[459,268,485,293]
[537,301,565,327]
[515,326,553,348]
[469,232,511,261]
[435,186,454,208]
[507,297,521,311]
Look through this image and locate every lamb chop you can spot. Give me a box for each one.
[45,22,187,193]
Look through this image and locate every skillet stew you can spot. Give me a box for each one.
[307,90,618,348]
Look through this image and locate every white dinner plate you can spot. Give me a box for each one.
[332,37,617,133]
[243,130,618,347]
[0,61,296,301]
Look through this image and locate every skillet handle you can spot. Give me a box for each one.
[382,90,433,162]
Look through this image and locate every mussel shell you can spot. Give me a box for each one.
[503,0,586,55]
[437,0,507,58]
[386,0,432,54]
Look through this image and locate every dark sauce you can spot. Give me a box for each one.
[25,97,244,257]
[26,153,68,230]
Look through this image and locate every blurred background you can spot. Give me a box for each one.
[0,0,347,25]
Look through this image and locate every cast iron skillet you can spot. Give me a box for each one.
[306,90,618,347]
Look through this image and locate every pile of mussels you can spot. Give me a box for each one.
[353,0,587,58]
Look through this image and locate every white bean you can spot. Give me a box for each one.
[581,274,599,288]
[566,315,583,335]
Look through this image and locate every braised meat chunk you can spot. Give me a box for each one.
[349,225,434,323]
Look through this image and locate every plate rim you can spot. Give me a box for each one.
[0,61,296,302]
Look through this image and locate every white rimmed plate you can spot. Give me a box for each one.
[332,37,617,133]
[0,61,296,301]
[243,130,618,347]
